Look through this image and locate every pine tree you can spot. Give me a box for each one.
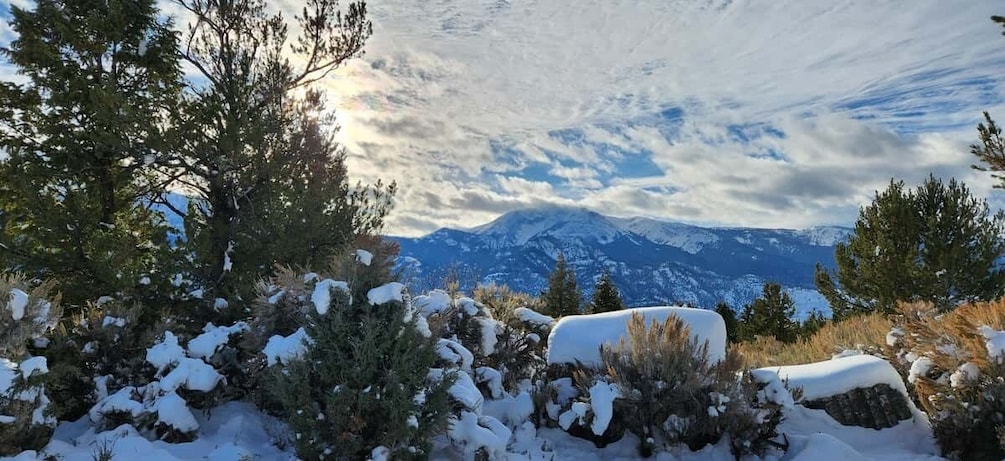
[160,0,376,298]
[739,283,799,343]
[816,176,1005,319]
[714,301,740,344]
[241,89,395,272]
[589,269,624,314]
[0,0,182,308]
[799,310,828,339]
[271,263,452,460]
[542,252,582,317]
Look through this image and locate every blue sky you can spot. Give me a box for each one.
[3,0,1005,236]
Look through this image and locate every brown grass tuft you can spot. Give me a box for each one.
[737,312,892,368]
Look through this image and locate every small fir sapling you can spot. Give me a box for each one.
[267,253,454,460]
[0,275,62,454]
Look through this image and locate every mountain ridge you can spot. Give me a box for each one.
[392,207,851,318]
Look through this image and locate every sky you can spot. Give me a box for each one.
[3,0,1005,237]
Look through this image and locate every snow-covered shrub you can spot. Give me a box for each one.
[266,255,454,460]
[419,285,551,400]
[892,299,1005,460]
[0,275,61,454]
[568,312,784,457]
[83,320,247,442]
[44,297,164,421]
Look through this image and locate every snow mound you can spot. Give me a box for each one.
[187,322,249,360]
[264,327,312,366]
[514,307,554,328]
[757,354,908,402]
[413,289,452,316]
[367,282,406,305]
[7,288,28,321]
[355,249,374,266]
[546,306,727,367]
[312,279,350,315]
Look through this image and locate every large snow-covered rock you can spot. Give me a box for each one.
[755,355,919,430]
[755,354,908,402]
[546,306,727,367]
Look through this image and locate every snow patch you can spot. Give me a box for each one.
[367,282,406,305]
[187,322,249,360]
[8,288,28,321]
[311,279,349,315]
[355,249,374,266]
[514,307,555,328]
[264,327,312,366]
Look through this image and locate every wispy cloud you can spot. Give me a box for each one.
[319,0,1005,235]
[3,0,1003,235]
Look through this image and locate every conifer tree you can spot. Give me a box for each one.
[160,0,379,297]
[542,252,582,317]
[714,301,740,344]
[271,261,452,460]
[241,89,395,272]
[589,269,624,314]
[739,283,799,343]
[816,176,1005,319]
[0,0,182,307]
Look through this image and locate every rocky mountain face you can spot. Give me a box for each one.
[392,206,850,318]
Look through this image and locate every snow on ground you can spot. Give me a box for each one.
[547,306,727,367]
[23,402,295,461]
[10,378,945,461]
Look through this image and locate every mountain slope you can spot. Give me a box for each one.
[393,206,850,318]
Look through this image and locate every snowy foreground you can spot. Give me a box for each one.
[4,389,940,461]
[5,356,942,460]
[3,299,943,460]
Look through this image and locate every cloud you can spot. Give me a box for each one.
[3,0,1004,236]
[325,0,1005,235]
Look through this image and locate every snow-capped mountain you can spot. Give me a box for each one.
[393,206,851,318]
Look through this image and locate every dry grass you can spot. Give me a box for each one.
[737,312,892,368]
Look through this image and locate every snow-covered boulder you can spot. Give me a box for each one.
[546,306,727,367]
[755,355,918,429]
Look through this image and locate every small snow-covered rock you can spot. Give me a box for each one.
[8,288,28,321]
[312,279,350,315]
[588,381,621,435]
[20,357,47,379]
[156,391,199,433]
[413,290,452,316]
[146,332,186,373]
[264,327,312,366]
[436,338,474,371]
[908,356,934,384]
[448,411,510,459]
[102,316,126,328]
[188,322,249,360]
[980,325,1005,361]
[514,307,554,329]
[367,282,406,305]
[355,249,374,266]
